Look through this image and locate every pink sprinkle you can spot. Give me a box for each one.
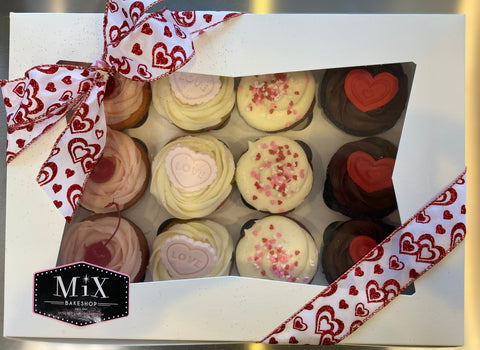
[252,230,258,236]
[276,232,282,238]
[266,191,271,197]
[250,170,257,178]
[270,199,276,205]
[300,169,305,179]
[238,85,243,91]
[286,122,291,127]
[265,185,271,190]
[248,256,253,262]
[296,115,302,120]
[262,143,268,149]
[279,208,285,213]
[306,77,311,83]
[303,277,309,282]
[255,244,261,250]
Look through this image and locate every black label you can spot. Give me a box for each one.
[34,262,129,326]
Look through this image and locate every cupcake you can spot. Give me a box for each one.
[235,135,313,213]
[235,215,318,283]
[58,214,149,282]
[236,71,316,132]
[150,135,235,219]
[320,64,409,136]
[151,72,235,131]
[323,137,397,218]
[149,219,233,280]
[321,218,394,283]
[80,128,150,213]
[104,72,152,130]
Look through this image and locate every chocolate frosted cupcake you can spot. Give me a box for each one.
[323,137,397,218]
[320,64,409,136]
[321,218,394,283]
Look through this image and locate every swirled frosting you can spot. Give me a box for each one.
[104,72,149,127]
[236,71,316,131]
[58,216,147,282]
[80,128,148,213]
[236,135,313,213]
[150,135,235,219]
[149,220,233,280]
[152,72,235,131]
[321,219,394,283]
[236,216,318,283]
[320,64,408,136]
[323,137,397,218]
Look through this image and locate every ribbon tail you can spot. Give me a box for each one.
[261,169,466,345]
[37,85,107,222]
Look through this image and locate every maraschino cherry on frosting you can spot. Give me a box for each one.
[83,202,121,267]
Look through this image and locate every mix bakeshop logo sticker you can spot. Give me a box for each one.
[34,262,129,326]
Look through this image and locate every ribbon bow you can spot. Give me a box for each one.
[1,0,241,221]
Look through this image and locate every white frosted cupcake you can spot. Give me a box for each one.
[58,214,149,282]
[149,219,233,280]
[150,135,235,219]
[236,71,316,132]
[80,128,149,213]
[235,135,313,213]
[152,72,235,131]
[236,215,318,283]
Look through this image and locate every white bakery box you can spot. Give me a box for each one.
[3,12,465,346]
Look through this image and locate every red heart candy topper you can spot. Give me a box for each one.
[1,0,242,221]
[344,69,399,112]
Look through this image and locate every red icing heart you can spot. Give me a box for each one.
[347,151,395,193]
[344,69,399,112]
[349,235,377,263]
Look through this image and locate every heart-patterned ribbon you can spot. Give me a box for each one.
[261,169,466,345]
[0,0,241,222]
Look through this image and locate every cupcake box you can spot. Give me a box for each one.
[4,12,464,345]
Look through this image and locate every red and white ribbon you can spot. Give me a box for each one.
[1,0,241,222]
[261,169,466,345]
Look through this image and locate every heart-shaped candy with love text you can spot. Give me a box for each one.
[344,69,399,112]
[160,235,217,279]
[347,151,395,193]
[165,146,218,192]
